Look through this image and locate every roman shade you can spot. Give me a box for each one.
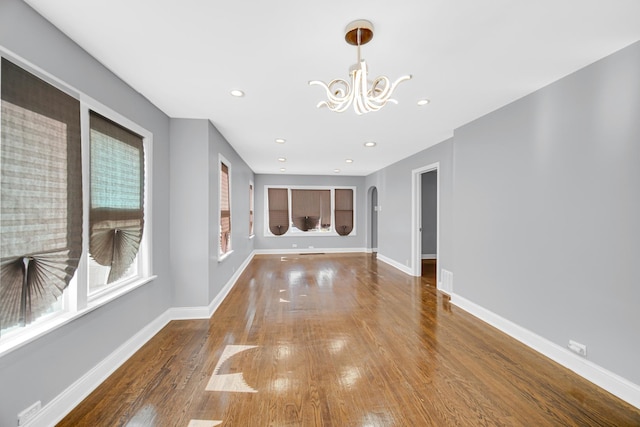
[334,189,354,236]
[0,58,82,329]
[291,189,330,231]
[268,188,289,235]
[89,111,144,284]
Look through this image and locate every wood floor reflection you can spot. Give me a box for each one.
[59,254,640,426]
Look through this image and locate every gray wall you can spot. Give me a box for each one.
[170,119,210,307]
[0,0,172,425]
[421,171,437,255]
[254,174,367,251]
[170,119,255,307]
[452,41,640,384]
[365,138,454,273]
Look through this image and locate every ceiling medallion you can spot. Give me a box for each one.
[309,19,412,115]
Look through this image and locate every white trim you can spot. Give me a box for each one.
[377,254,413,276]
[24,309,173,427]
[450,292,640,409]
[411,163,440,282]
[254,247,366,255]
[421,254,437,259]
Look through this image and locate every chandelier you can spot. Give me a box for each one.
[309,19,412,115]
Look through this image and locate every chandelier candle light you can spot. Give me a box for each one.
[309,19,412,115]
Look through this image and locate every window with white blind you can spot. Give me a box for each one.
[219,155,232,259]
[0,55,153,348]
[88,112,145,294]
[264,186,356,237]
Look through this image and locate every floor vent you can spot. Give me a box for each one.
[440,269,453,294]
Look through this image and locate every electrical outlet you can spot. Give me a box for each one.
[18,401,41,426]
[568,340,587,357]
[308,246,314,249]
[292,244,297,248]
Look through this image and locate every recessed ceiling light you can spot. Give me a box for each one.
[275,138,286,144]
[334,169,341,173]
[345,159,353,163]
[280,168,286,172]
[364,141,377,147]
[417,99,430,106]
[230,89,244,97]
[278,157,286,162]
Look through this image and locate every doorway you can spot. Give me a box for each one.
[411,163,439,286]
[369,186,378,253]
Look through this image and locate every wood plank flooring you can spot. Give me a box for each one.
[58,254,640,426]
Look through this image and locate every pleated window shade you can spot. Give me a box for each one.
[249,183,254,235]
[220,162,231,254]
[0,58,82,332]
[334,189,354,236]
[89,111,144,285]
[268,188,289,235]
[291,189,331,231]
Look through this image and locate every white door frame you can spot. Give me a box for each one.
[411,162,439,284]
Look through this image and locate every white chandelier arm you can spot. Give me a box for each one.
[309,79,354,112]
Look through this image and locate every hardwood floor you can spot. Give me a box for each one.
[59,254,640,426]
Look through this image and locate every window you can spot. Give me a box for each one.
[0,58,82,335]
[291,189,331,231]
[267,188,289,235]
[219,155,232,258]
[265,186,355,237]
[0,56,152,347]
[334,189,354,235]
[88,112,144,293]
[249,182,254,237]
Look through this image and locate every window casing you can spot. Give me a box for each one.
[0,53,153,352]
[219,155,232,259]
[264,186,356,237]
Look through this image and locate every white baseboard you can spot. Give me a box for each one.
[26,310,174,427]
[27,251,257,427]
[376,254,413,276]
[208,251,255,316]
[421,254,437,259]
[254,247,366,255]
[450,292,640,409]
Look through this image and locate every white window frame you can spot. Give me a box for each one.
[218,153,233,261]
[0,48,155,357]
[263,185,357,237]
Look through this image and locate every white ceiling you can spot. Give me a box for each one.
[24,0,640,176]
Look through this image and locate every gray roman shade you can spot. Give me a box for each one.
[0,58,82,329]
[334,189,354,236]
[291,189,330,231]
[268,188,289,235]
[89,111,144,284]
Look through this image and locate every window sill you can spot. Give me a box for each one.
[218,250,234,262]
[0,275,157,358]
